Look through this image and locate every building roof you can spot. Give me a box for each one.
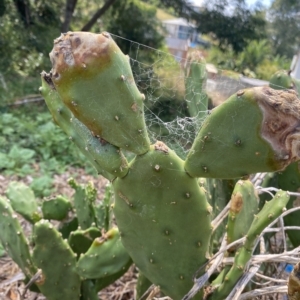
[163,18,196,28]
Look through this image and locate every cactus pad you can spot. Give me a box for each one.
[185,87,300,178]
[69,178,96,230]
[32,219,81,300]
[68,226,101,256]
[40,75,128,179]
[0,196,37,277]
[113,141,212,299]
[42,195,71,221]
[185,51,208,120]
[226,180,259,249]
[6,181,41,223]
[76,227,132,279]
[47,31,150,155]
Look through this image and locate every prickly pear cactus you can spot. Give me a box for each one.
[0,181,132,300]
[184,51,208,120]
[37,31,300,300]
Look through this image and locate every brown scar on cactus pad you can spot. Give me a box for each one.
[50,31,111,76]
[257,87,300,163]
[230,192,243,214]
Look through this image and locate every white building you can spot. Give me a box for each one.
[162,18,200,62]
[290,52,300,79]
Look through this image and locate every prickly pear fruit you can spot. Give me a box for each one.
[184,51,208,120]
[0,196,37,277]
[185,87,300,178]
[46,31,150,155]
[68,226,101,256]
[6,181,41,223]
[76,227,132,279]
[226,180,258,250]
[113,141,212,300]
[40,75,128,179]
[69,178,96,229]
[32,219,81,300]
[42,195,71,221]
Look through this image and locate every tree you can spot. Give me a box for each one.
[197,0,266,53]
[103,0,165,55]
[268,0,300,58]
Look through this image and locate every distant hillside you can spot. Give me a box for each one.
[156,8,176,21]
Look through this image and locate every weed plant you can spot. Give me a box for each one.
[0,103,96,197]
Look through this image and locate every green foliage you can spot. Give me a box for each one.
[199,0,266,53]
[269,0,300,58]
[103,0,165,61]
[207,40,290,80]
[0,105,96,196]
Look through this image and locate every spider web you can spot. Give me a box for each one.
[110,33,265,159]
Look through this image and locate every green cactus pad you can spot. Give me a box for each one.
[32,219,81,300]
[136,272,154,300]
[41,195,71,221]
[58,217,79,239]
[277,162,300,246]
[40,75,128,179]
[68,226,101,256]
[0,196,37,277]
[47,31,150,155]
[6,181,41,223]
[269,70,294,90]
[69,178,96,230]
[245,190,289,250]
[210,247,252,300]
[185,51,208,120]
[210,190,289,299]
[80,280,99,300]
[185,87,300,178]
[76,227,132,279]
[226,180,259,249]
[94,259,133,291]
[113,141,212,300]
[204,178,234,253]
[94,183,113,231]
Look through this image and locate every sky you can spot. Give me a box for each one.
[190,0,273,8]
